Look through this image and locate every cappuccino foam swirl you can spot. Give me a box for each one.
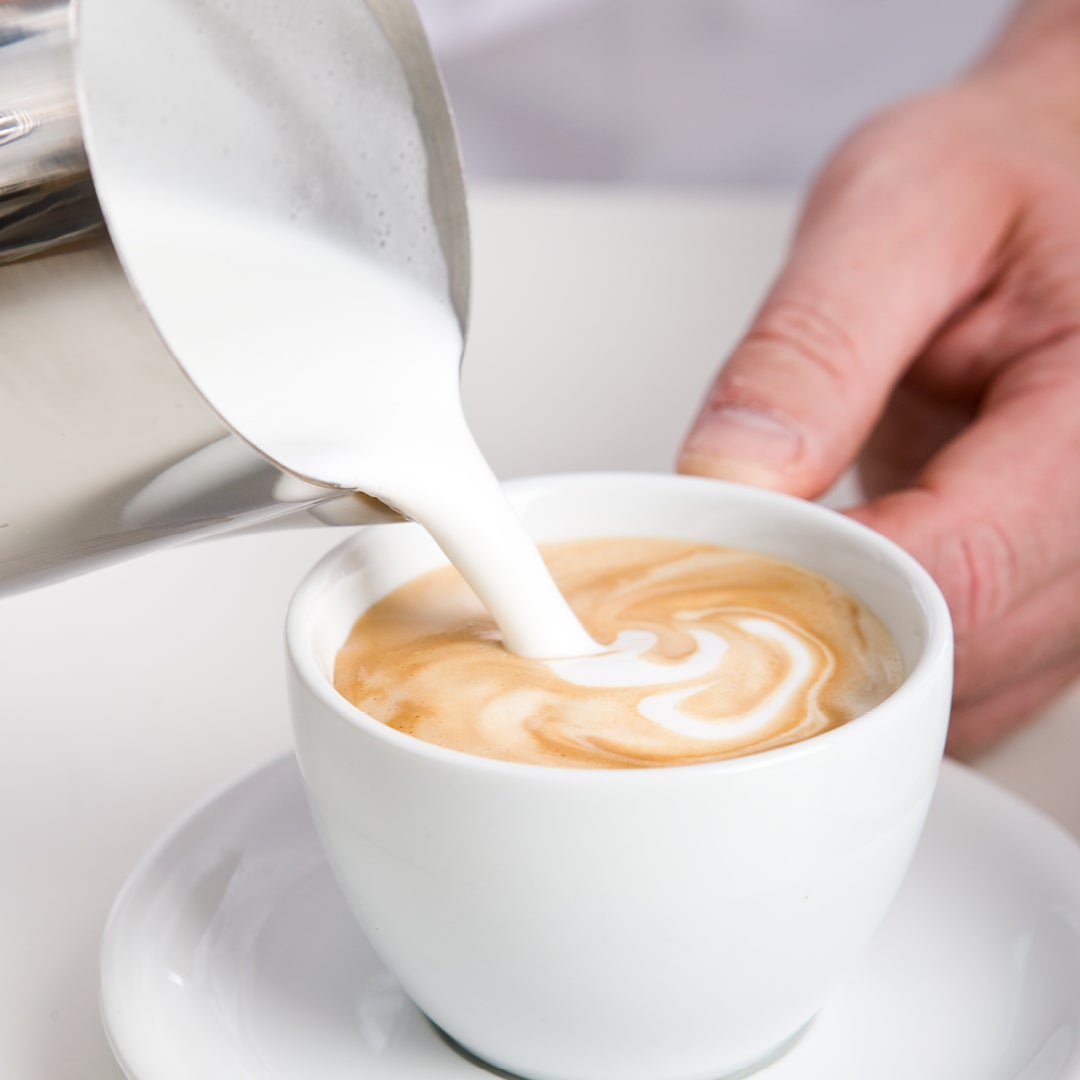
[334,538,904,768]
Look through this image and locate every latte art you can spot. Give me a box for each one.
[334,538,905,768]
[562,618,832,745]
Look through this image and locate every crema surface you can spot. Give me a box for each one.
[334,538,904,768]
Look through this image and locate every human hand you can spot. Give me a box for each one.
[678,36,1080,756]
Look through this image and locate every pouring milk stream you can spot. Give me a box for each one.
[112,197,599,659]
[53,0,595,659]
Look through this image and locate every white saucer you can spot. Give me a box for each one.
[101,756,1080,1080]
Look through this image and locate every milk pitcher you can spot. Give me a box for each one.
[0,0,469,594]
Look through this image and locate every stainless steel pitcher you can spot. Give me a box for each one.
[0,0,469,593]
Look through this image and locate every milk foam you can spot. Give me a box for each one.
[546,617,830,744]
[635,619,827,741]
[106,196,596,659]
[547,628,729,688]
[79,0,595,660]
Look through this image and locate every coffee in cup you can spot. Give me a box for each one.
[334,537,904,768]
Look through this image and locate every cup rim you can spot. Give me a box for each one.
[287,471,953,781]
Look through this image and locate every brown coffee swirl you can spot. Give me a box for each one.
[334,538,904,768]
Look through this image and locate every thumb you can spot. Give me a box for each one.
[678,105,1011,497]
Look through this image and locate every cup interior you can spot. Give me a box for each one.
[290,473,950,746]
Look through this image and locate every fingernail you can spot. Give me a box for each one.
[680,406,804,482]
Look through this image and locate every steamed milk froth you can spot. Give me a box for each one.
[109,198,596,660]
[335,538,905,768]
[83,0,595,657]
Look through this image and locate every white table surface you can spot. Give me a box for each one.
[1,187,1077,1080]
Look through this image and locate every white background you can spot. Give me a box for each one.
[1,188,1076,1080]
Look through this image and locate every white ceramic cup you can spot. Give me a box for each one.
[287,473,953,1080]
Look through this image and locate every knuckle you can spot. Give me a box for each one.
[821,95,946,188]
[740,297,862,393]
[938,515,1020,636]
